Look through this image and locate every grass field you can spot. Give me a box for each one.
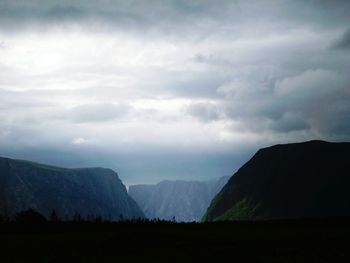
[1,220,350,262]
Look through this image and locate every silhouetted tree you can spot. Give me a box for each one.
[15,209,47,223]
[86,214,93,221]
[107,214,112,221]
[49,210,60,222]
[94,216,102,223]
[0,214,10,223]
[119,214,124,221]
[73,213,82,222]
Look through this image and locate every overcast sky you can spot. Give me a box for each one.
[0,0,349,184]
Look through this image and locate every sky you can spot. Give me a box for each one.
[0,0,350,185]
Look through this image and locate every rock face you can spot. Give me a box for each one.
[0,157,144,220]
[203,140,350,221]
[129,176,230,222]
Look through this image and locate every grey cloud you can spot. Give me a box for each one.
[332,28,350,50]
[45,5,85,21]
[0,0,223,32]
[165,72,227,98]
[1,0,349,37]
[0,89,52,110]
[186,102,221,122]
[222,69,350,136]
[70,103,132,123]
[268,112,310,133]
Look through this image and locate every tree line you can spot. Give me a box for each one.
[0,208,181,224]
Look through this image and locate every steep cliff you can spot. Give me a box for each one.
[129,176,230,222]
[0,157,144,220]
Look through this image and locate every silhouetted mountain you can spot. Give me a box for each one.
[129,176,230,222]
[203,140,350,221]
[0,157,144,220]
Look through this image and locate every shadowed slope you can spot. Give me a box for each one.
[204,140,350,221]
[0,157,144,220]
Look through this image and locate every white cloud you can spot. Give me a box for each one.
[71,137,88,145]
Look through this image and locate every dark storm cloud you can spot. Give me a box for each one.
[268,113,310,133]
[271,70,350,135]
[45,5,85,20]
[214,67,350,135]
[0,0,349,35]
[0,0,220,32]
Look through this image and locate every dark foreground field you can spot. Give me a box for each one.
[1,220,350,262]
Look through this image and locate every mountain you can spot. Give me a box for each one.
[0,156,144,220]
[203,140,350,221]
[129,176,230,222]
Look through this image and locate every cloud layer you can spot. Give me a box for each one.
[0,0,350,184]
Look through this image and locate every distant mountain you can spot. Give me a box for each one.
[129,176,230,222]
[203,140,350,221]
[0,157,144,220]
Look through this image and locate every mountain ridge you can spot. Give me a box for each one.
[0,156,144,220]
[203,140,350,221]
[129,176,230,222]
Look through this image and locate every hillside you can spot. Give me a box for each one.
[203,140,350,221]
[129,176,229,222]
[0,157,144,220]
